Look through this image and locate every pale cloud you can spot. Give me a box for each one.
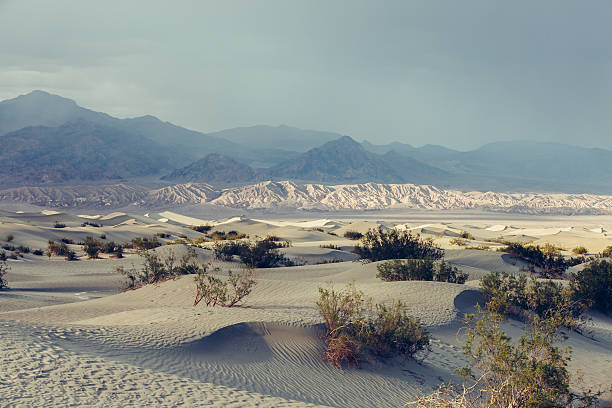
[1,0,611,149]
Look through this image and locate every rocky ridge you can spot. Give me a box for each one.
[2,181,612,214]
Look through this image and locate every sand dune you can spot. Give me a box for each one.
[1,210,611,406]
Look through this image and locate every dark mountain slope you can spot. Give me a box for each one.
[161,153,259,183]
[0,120,173,186]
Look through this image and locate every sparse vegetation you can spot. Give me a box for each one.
[501,241,585,278]
[0,251,6,261]
[0,259,8,289]
[479,271,581,323]
[83,236,102,259]
[602,246,612,258]
[353,227,444,262]
[208,230,247,241]
[450,237,466,246]
[213,237,293,268]
[408,298,599,408]
[81,221,101,227]
[343,231,363,240]
[117,247,202,290]
[127,236,162,250]
[5,234,14,242]
[569,259,612,314]
[193,267,256,307]
[411,286,602,408]
[317,282,430,369]
[458,231,474,240]
[47,241,70,257]
[53,221,66,228]
[572,246,588,255]
[376,259,468,284]
[190,225,212,234]
[60,237,74,244]
[464,244,491,250]
[320,243,340,250]
[32,249,44,256]
[155,232,171,238]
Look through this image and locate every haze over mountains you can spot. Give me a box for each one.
[2,90,612,195]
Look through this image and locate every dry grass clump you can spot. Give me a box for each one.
[458,231,474,240]
[317,282,430,369]
[127,236,162,251]
[193,266,255,307]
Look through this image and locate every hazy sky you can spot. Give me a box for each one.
[1,0,611,150]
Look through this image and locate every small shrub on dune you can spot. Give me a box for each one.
[569,259,612,314]
[83,236,102,259]
[376,259,467,284]
[190,225,212,234]
[449,237,466,246]
[0,251,6,261]
[53,221,66,229]
[5,234,14,242]
[129,236,162,250]
[316,282,430,369]
[602,246,612,258]
[501,241,586,278]
[213,237,293,268]
[343,231,363,240]
[353,226,444,262]
[572,246,588,255]
[0,259,8,289]
[320,243,340,250]
[458,231,474,240]
[117,247,203,290]
[193,267,256,307]
[155,232,171,238]
[81,221,101,228]
[480,272,581,323]
[64,249,78,261]
[47,241,71,257]
[411,291,603,408]
[32,249,44,256]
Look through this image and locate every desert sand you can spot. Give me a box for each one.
[1,208,611,407]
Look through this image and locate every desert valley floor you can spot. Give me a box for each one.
[1,208,611,407]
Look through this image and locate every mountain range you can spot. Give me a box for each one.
[2,90,612,194]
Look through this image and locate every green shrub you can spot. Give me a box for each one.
[376,259,467,284]
[129,237,162,250]
[190,225,212,233]
[193,267,256,307]
[353,227,444,262]
[501,242,584,278]
[83,236,102,259]
[343,231,364,240]
[435,260,468,284]
[480,272,580,323]
[208,230,247,241]
[458,231,474,240]
[117,247,203,290]
[570,260,612,314]
[377,259,434,281]
[0,259,8,289]
[64,249,78,261]
[53,221,66,228]
[47,241,70,257]
[213,237,293,268]
[316,282,429,369]
[572,246,588,255]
